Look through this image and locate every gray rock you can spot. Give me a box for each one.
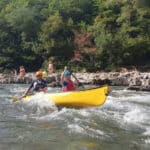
[0,71,150,91]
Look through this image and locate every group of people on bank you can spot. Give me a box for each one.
[18,61,54,79]
[22,66,79,97]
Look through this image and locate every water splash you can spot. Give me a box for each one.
[14,93,58,117]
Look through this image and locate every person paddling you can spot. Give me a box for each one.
[61,66,78,92]
[22,71,47,97]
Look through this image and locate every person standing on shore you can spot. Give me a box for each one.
[47,61,54,75]
[22,71,47,97]
[18,66,25,78]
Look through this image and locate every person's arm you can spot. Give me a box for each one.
[71,73,85,88]
[22,83,33,97]
[60,72,64,82]
[61,66,68,82]
[71,74,79,84]
[22,87,31,97]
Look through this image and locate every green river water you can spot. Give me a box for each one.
[0,84,150,150]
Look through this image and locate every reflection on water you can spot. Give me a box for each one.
[0,84,150,150]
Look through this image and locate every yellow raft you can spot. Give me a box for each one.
[22,85,109,107]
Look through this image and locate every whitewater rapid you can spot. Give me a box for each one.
[0,84,150,150]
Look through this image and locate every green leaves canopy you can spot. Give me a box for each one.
[0,0,149,72]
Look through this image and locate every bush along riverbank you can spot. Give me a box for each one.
[0,71,150,91]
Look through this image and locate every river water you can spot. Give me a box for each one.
[0,84,150,150]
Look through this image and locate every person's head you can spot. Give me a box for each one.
[64,70,71,80]
[35,71,43,78]
[20,66,24,69]
[64,66,68,70]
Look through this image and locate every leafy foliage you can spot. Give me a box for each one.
[91,0,150,69]
[0,0,149,72]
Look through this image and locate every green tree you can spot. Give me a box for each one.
[91,0,150,69]
[48,0,97,24]
[39,13,74,60]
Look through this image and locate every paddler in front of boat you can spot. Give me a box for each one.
[22,71,48,97]
[61,66,79,91]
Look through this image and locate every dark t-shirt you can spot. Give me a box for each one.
[29,79,47,91]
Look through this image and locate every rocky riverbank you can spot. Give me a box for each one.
[0,71,150,91]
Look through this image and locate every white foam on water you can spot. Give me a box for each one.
[143,127,150,137]
[35,106,107,139]
[68,123,105,139]
[16,131,33,143]
[16,92,58,117]
[68,124,85,134]
[25,93,55,107]
[102,91,150,137]
[145,138,150,144]
[110,93,143,102]
[124,108,143,123]
[103,96,131,115]
[78,109,91,117]
[44,108,91,121]
[112,89,150,104]
[16,135,24,142]
[36,107,77,122]
[133,95,148,104]
[143,127,150,145]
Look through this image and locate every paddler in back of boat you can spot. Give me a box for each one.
[61,66,78,91]
[22,71,47,97]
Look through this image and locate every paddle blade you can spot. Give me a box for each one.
[11,97,22,102]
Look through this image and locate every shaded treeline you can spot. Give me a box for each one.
[0,0,149,72]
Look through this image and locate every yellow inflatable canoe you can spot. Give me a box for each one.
[22,85,109,107]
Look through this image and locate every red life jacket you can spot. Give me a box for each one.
[62,80,75,91]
